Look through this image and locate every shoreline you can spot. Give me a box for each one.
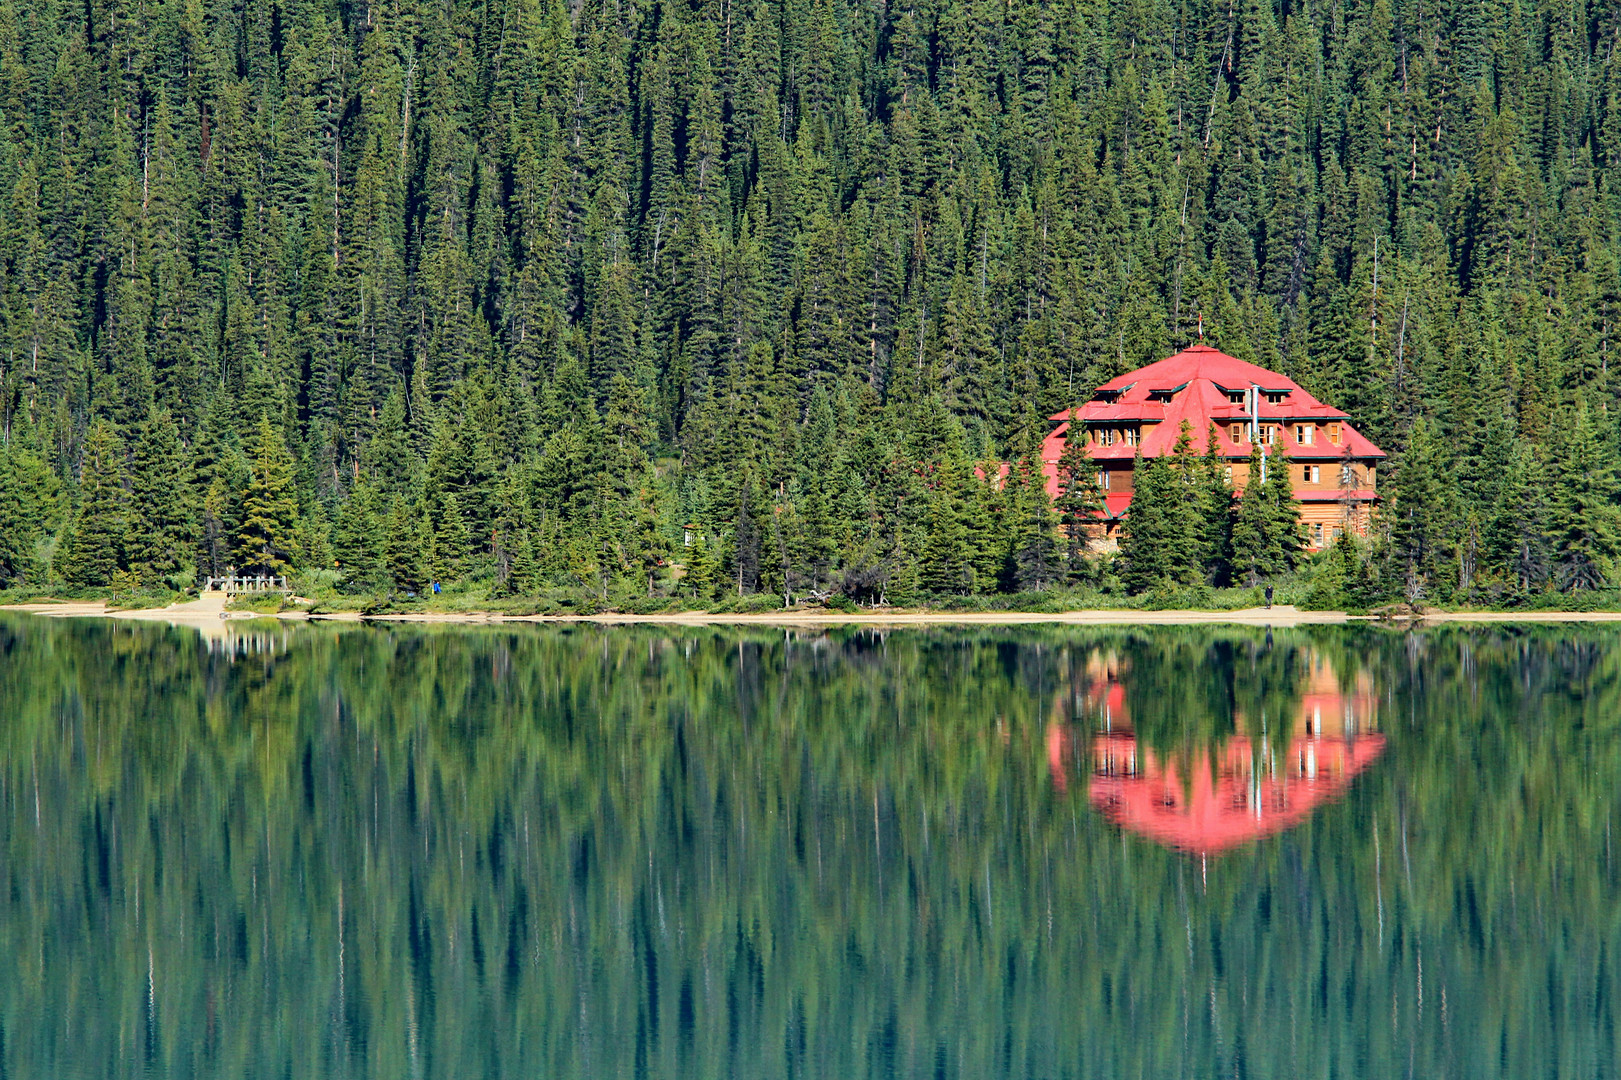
[10,597,1621,630]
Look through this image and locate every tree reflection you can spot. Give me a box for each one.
[0,616,1618,1079]
[1045,644,1386,854]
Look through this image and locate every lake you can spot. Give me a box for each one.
[0,615,1616,1078]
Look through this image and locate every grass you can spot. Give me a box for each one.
[224,592,311,614]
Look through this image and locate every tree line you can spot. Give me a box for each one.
[3,0,1621,604]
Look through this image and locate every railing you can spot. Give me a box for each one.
[203,575,289,594]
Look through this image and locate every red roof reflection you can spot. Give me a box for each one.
[1088,732,1386,854]
[1053,648,1386,855]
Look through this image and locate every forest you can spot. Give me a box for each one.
[2,0,1621,606]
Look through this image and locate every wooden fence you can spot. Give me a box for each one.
[203,575,289,594]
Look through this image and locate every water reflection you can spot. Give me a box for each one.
[4,616,1621,1079]
[1051,649,1386,854]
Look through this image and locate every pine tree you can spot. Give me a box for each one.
[1054,409,1104,580]
[0,444,59,586]
[1195,423,1234,583]
[1384,418,1447,599]
[1120,452,1197,593]
[331,484,386,593]
[1230,441,1298,586]
[1548,406,1621,590]
[1010,461,1062,592]
[1260,443,1303,574]
[385,495,429,594]
[921,461,973,595]
[429,491,472,582]
[729,472,764,595]
[234,417,301,578]
[125,408,195,584]
[681,533,720,602]
[57,421,127,588]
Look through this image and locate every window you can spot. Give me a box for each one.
[1328,423,1342,445]
[1262,425,1277,446]
[1227,391,1245,404]
[1312,522,1324,546]
[1303,465,1320,484]
[1097,470,1110,490]
[1340,464,1356,486]
[1266,391,1288,404]
[1296,424,1315,445]
[1229,424,1242,444]
[1124,427,1139,446]
[1223,465,1233,482]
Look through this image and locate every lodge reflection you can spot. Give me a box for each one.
[1051,647,1386,855]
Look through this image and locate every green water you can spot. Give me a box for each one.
[0,615,1617,1079]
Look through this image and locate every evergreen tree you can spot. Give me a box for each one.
[1054,409,1104,580]
[681,534,721,602]
[1230,442,1298,586]
[56,422,127,589]
[1548,406,1621,590]
[0,445,59,586]
[1384,418,1447,599]
[921,461,973,595]
[1120,452,1197,593]
[1260,442,1303,574]
[125,408,194,584]
[729,472,764,595]
[430,491,472,583]
[385,495,429,595]
[234,417,301,578]
[331,485,386,594]
[1195,423,1234,583]
[1010,465,1062,592]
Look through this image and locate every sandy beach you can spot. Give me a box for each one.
[9,595,1621,629]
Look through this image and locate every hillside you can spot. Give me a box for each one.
[0,0,1617,605]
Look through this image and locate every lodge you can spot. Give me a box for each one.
[1041,345,1386,551]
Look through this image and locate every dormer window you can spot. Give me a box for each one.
[1295,424,1315,445]
[1328,423,1342,445]
[1265,391,1288,405]
[1226,391,1245,405]
[1228,424,1242,444]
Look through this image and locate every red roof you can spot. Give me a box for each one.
[1088,732,1387,855]
[1036,345,1385,505]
